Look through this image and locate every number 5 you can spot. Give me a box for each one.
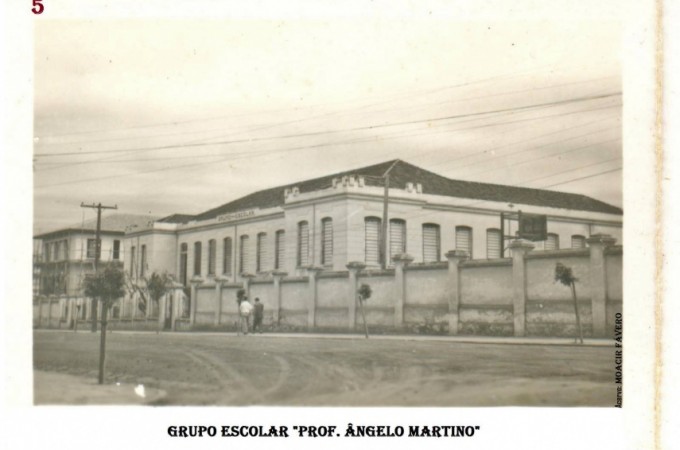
[32,0,44,15]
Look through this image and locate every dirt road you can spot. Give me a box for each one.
[33,331,617,406]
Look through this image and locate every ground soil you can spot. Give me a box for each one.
[33,330,617,406]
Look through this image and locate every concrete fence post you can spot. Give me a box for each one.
[158,293,167,330]
[272,270,287,325]
[241,273,255,298]
[393,254,414,328]
[586,234,617,337]
[306,267,324,329]
[189,276,204,326]
[509,239,535,337]
[346,262,366,330]
[445,250,469,335]
[170,282,184,331]
[59,295,67,328]
[37,296,45,328]
[47,295,55,328]
[214,276,229,326]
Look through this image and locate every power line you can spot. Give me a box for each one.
[37,62,591,140]
[542,167,622,188]
[35,92,621,158]
[40,74,617,149]
[523,156,622,185]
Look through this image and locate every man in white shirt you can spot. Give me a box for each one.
[239,297,254,335]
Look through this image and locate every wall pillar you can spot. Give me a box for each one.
[586,234,617,337]
[346,262,366,330]
[171,283,184,331]
[37,296,45,328]
[509,239,535,337]
[189,276,204,326]
[272,270,287,325]
[158,294,167,330]
[241,273,255,298]
[47,296,55,327]
[393,254,414,329]
[306,267,323,329]
[214,276,229,325]
[445,250,469,335]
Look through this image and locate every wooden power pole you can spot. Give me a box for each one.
[81,202,117,332]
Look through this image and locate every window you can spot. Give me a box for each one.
[321,218,333,267]
[275,230,285,270]
[456,226,473,258]
[140,245,147,278]
[87,239,97,259]
[112,240,120,260]
[365,217,382,265]
[54,241,61,261]
[222,237,232,275]
[208,239,216,275]
[422,223,441,262]
[193,242,202,276]
[130,246,136,277]
[486,228,501,259]
[571,235,586,249]
[256,233,267,273]
[239,235,250,274]
[179,243,188,285]
[297,221,309,267]
[389,219,406,261]
[545,233,559,250]
[43,243,51,262]
[62,239,69,261]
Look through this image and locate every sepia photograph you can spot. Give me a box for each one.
[2,0,670,448]
[31,18,624,407]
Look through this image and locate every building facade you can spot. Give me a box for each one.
[124,160,622,288]
[33,214,156,297]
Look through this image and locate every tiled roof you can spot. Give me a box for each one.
[35,213,158,238]
[157,213,195,223]
[191,159,623,221]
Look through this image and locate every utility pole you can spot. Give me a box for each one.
[81,202,118,332]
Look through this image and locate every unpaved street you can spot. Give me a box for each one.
[33,331,617,406]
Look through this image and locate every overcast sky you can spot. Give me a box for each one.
[33,20,621,234]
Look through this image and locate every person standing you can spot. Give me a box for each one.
[253,297,264,334]
[239,296,254,335]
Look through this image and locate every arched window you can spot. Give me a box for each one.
[140,244,147,277]
[486,228,501,259]
[455,226,473,258]
[193,242,202,276]
[389,219,406,261]
[275,230,285,270]
[571,235,586,249]
[222,237,232,276]
[130,246,136,278]
[365,217,382,265]
[207,239,216,275]
[179,243,188,285]
[321,218,333,267]
[545,233,560,250]
[256,232,267,273]
[297,221,309,267]
[422,223,441,262]
[239,235,249,274]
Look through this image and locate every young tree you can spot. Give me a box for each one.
[83,265,125,384]
[146,272,173,332]
[358,283,372,339]
[555,263,584,344]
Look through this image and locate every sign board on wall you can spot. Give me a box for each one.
[217,209,257,223]
[518,211,548,241]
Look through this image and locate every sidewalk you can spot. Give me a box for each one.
[35,328,613,347]
[33,370,166,405]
